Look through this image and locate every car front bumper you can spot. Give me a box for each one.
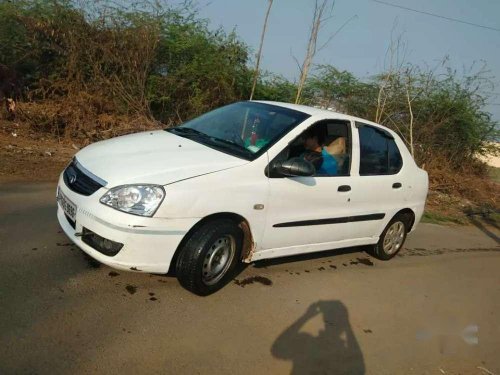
[56,175,200,273]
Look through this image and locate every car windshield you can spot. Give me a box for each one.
[167,102,310,160]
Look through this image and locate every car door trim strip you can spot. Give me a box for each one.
[273,213,385,228]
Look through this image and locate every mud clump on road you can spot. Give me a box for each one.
[148,292,158,301]
[234,276,273,288]
[108,271,120,277]
[356,258,374,266]
[125,285,137,295]
[350,258,374,266]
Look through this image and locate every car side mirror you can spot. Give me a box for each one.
[272,157,315,177]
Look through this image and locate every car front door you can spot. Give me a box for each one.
[256,119,363,259]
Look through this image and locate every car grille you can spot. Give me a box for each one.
[65,213,76,229]
[63,159,105,196]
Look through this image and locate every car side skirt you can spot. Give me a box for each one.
[250,237,378,262]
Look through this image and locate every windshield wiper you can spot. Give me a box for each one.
[168,127,253,159]
[207,137,253,158]
[168,127,206,137]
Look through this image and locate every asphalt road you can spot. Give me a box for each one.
[1,183,499,375]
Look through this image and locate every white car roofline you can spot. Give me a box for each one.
[252,100,395,135]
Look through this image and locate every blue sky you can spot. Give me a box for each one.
[192,0,500,121]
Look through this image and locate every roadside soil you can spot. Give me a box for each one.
[0,119,76,182]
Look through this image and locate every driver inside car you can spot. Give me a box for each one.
[301,126,338,175]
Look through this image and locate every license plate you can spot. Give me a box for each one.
[57,188,77,221]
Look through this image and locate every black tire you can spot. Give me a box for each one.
[176,219,243,296]
[370,214,409,260]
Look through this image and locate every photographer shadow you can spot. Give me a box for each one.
[271,300,365,374]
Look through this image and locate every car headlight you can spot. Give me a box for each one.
[100,185,165,217]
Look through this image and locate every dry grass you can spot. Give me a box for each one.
[423,154,499,224]
[15,99,162,144]
[425,155,498,208]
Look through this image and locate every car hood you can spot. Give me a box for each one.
[75,130,249,187]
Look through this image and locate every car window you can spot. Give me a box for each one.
[388,138,403,174]
[271,120,351,177]
[357,123,402,175]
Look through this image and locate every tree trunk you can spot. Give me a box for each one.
[295,0,332,104]
[250,0,274,101]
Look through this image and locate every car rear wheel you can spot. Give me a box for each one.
[371,214,409,260]
[176,219,243,296]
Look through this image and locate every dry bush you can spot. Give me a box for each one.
[4,1,163,138]
[17,98,160,143]
[2,1,250,137]
[425,153,499,211]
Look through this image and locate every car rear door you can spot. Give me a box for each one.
[344,122,407,239]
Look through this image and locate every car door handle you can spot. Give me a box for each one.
[392,182,402,189]
[338,185,351,192]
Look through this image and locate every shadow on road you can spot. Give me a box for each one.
[271,300,365,374]
[254,246,371,268]
[468,216,500,245]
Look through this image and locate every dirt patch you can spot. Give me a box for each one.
[0,120,76,183]
[400,247,500,257]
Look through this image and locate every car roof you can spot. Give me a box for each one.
[253,100,392,132]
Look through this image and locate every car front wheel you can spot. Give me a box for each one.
[176,219,243,296]
[371,215,408,260]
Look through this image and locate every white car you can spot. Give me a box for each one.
[56,101,428,295]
